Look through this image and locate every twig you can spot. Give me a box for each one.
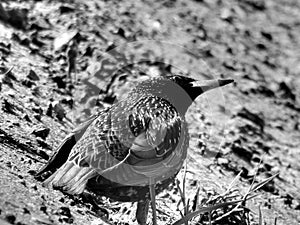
[258,205,262,225]
[173,199,242,225]
[0,66,14,76]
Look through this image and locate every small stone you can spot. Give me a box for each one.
[278,81,296,101]
[61,97,74,108]
[235,107,265,132]
[105,42,116,52]
[23,208,30,214]
[36,149,49,160]
[59,4,75,14]
[21,78,35,88]
[57,206,74,223]
[36,138,51,150]
[261,31,273,41]
[217,157,229,165]
[45,102,53,117]
[32,106,43,115]
[33,113,41,121]
[23,114,31,122]
[5,214,16,224]
[112,27,126,39]
[58,206,71,217]
[0,73,13,87]
[2,99,15,114]
[231,140,253,162]
[32,127,50,139]
[27,170,36,175]
[27,69,40,81]
[40,205,47,214]
[51,75,66,88]
[53,101,66,121]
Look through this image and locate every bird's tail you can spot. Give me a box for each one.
[44,161,95,195]
[34,134,76,181]
[34,114,98,181]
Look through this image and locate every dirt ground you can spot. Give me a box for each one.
[0,0,300,224]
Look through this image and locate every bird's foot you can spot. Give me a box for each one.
[80,192,109,219]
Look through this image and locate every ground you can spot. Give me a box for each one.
[0,0,299,224]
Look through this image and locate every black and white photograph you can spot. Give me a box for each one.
[0,0,299,224]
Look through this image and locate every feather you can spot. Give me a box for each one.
[43,161,95,195]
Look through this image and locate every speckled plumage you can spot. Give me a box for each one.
[35,75,233,225]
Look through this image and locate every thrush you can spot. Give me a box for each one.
[35,74,233,225]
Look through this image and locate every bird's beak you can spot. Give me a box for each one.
[191,78,234,93]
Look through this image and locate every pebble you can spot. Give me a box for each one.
[31,127,50,139]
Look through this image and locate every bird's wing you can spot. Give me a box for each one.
[67,96,140,172]
[35,109,106,180]
[63,95,187,186]
[42,105,130,193]
[92,96,187,186]
[123,96,187,184]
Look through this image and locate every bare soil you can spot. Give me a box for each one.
[0,0,299,224]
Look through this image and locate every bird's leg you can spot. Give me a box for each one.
[66,40,78,84]
[149,178,158,225]
[136,199,150,225]
[81,192,104,212]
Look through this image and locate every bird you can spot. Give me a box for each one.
[35,74,234,225]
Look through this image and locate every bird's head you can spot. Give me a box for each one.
[166,74,234,101]
[132,74,234,114]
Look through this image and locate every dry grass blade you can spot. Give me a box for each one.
[192,186,200,211]
[213,173,278,223]
[176,161,189,225]
[0,66,14,76]
[213,172,278,223]
[245,157,263,200]
[215,165,262,223]
[173,167,278,225]
[250,173,279,193]
[212,193,259,223]
[224,170,243,196]
[172,199,242,225]
[258,205,262,225]
[182,161,188,221]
